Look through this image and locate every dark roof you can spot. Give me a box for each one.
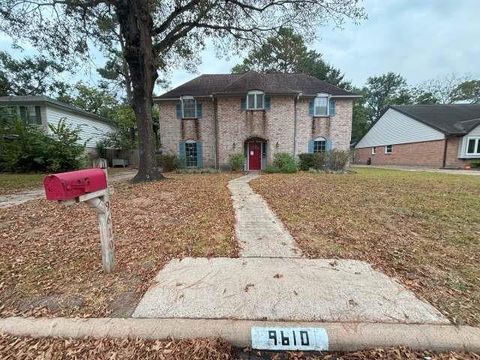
[156,71,357,99]
[391,104,480,135]
[0,95,113,124]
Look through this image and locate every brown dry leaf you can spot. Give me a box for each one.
[0,173,239,318]
[251,169,480,326]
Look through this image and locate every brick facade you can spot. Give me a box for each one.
[157,96,353,169]
[353,137,466,168]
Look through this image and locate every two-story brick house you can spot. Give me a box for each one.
[155,71,358,170]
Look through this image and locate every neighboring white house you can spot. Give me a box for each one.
[0,95,115,151]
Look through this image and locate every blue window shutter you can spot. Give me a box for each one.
[178,141,186,166]
[196,103,202,118]
[308,140,314,153]
[176,103,182,119]
[329,99,336,116]
[308,99,314,117]
[240,97,246,110]
[196,142,203,168]
[264,95,271,110]
[326,139,333,152]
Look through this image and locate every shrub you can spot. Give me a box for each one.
[328,150,350,171]
[312,152,328,170]
[298,152,327,170]
[298,153,315,171]
[298,150,350,172]
[96,140,108,159]
[175,167,220,174]
[0,119,86,172]
[263,165,281,173]
[228,153,245,171]
[470,159,480,168]
[263,153,298,173]
[157,154,180,172]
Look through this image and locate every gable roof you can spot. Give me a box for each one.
[156,71,357,99]
[391,104,480,135]
[0,95,113,125]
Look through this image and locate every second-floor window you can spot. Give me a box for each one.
[247,91,264,110]
[181,96,196,118]
[314,94,329,116]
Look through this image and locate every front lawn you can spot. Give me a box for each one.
[0,173,238,317]
[251,168,480,325]
[0,173,45,195]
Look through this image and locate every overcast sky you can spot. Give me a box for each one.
[169,0,480,90]
[1,0,479,93]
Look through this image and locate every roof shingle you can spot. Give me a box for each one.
[156,71,356,98]
[391,104,480,135]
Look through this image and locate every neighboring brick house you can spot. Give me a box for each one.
[354,104,480,168]
[155,71,358,170]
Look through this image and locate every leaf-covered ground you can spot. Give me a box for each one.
[251,169,480,326]
[0,173,238,317]
[1,334,478,360]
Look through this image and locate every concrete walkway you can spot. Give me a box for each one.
[133,174,448,324]
[0,169,136,208]
[228,174,301,257]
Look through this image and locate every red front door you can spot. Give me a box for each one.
[248,142,261,170]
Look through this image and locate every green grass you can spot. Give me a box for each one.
[0,173,45,194]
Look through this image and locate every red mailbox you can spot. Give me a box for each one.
[44,168,107,201]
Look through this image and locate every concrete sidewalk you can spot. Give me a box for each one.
[133,257,447,323]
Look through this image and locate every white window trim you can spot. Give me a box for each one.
[181,96,196,119]
[184,139,198,168]
[466,136,480,156]
[246,90,265,110]
[313,137,327,153]
[371,147,376,155]
[385,145,393,154]
[313,93,330,117]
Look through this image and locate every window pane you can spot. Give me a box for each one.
[314,97,328,116]
[247,94,255,109]
[182,99,196,118]
[386,145,393,153]
[314,140,326,153]
[255,94,264,109]
[476,139,480,154]
[185,142,197,167]
[467,139,476,154]
[0,106,17,126]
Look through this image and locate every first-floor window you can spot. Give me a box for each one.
[185,142,198,167]
[372,147,376,155]
[466,137,480,155]
[314,138,326,153]
[385,145,393,154]
[181,96,196,118]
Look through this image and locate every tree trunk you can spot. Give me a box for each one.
[116,0,163,182]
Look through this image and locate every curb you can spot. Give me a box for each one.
[1,317,480,352]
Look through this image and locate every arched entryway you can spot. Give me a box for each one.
[245,137,267,171]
